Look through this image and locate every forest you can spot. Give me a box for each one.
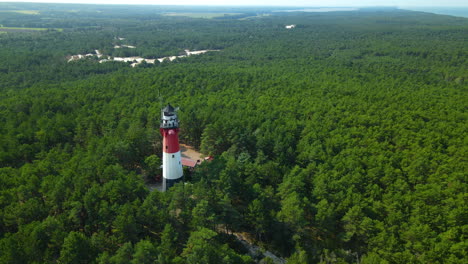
[0,3,467,263]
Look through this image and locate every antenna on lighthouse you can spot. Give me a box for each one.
[160,104,183,191]
[157,89,163,111]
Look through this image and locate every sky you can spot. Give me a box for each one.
[1,0,467,7]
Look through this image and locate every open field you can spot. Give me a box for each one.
[239,13,271,20]
[0,27,62,32]
[0,10,40,15]
[163,12,242,19]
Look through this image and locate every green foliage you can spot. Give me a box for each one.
[131,240,158,264]
[157,224,179,263]
[0,3,467,263]
[59,231,94,264]
[112,242,134,264]
[144,154,161,180]
[181,228,252,264]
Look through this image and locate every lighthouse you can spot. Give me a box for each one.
[160,104,183,191]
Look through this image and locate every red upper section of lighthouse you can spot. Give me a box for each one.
[161,128,180,153]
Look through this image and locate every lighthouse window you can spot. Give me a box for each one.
[166,146,168,149]
[172,155,175,158]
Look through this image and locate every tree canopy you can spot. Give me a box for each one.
[0,3,467,263]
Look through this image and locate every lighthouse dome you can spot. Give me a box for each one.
[162,104,176,116]
[161,104,179,128]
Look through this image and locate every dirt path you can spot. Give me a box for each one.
[232,232,286,264]
[180,144,203,161]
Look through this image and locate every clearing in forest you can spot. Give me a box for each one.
[180,144,203,161]
[163,12,241,19]
[0,27,62,32]
[0,10,40,15]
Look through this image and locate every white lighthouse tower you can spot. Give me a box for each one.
[160,104,183,191]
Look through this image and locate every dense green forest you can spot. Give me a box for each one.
[0,3,467,263]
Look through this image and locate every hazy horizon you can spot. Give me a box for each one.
[1,0,468,8]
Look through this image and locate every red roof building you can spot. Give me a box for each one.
[181,158,198,168]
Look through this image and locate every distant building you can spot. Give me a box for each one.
[285,24,296,29]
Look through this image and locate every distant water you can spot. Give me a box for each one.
[277,7,358,13]
[400,7,468,18]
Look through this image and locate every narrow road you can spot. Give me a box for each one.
[233,233,286,264]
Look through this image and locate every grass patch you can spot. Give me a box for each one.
[0,10,40,15]
[0,27,47,31]
[239,14,271,20]
[163,12,242,19]
[0,27,63,32]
